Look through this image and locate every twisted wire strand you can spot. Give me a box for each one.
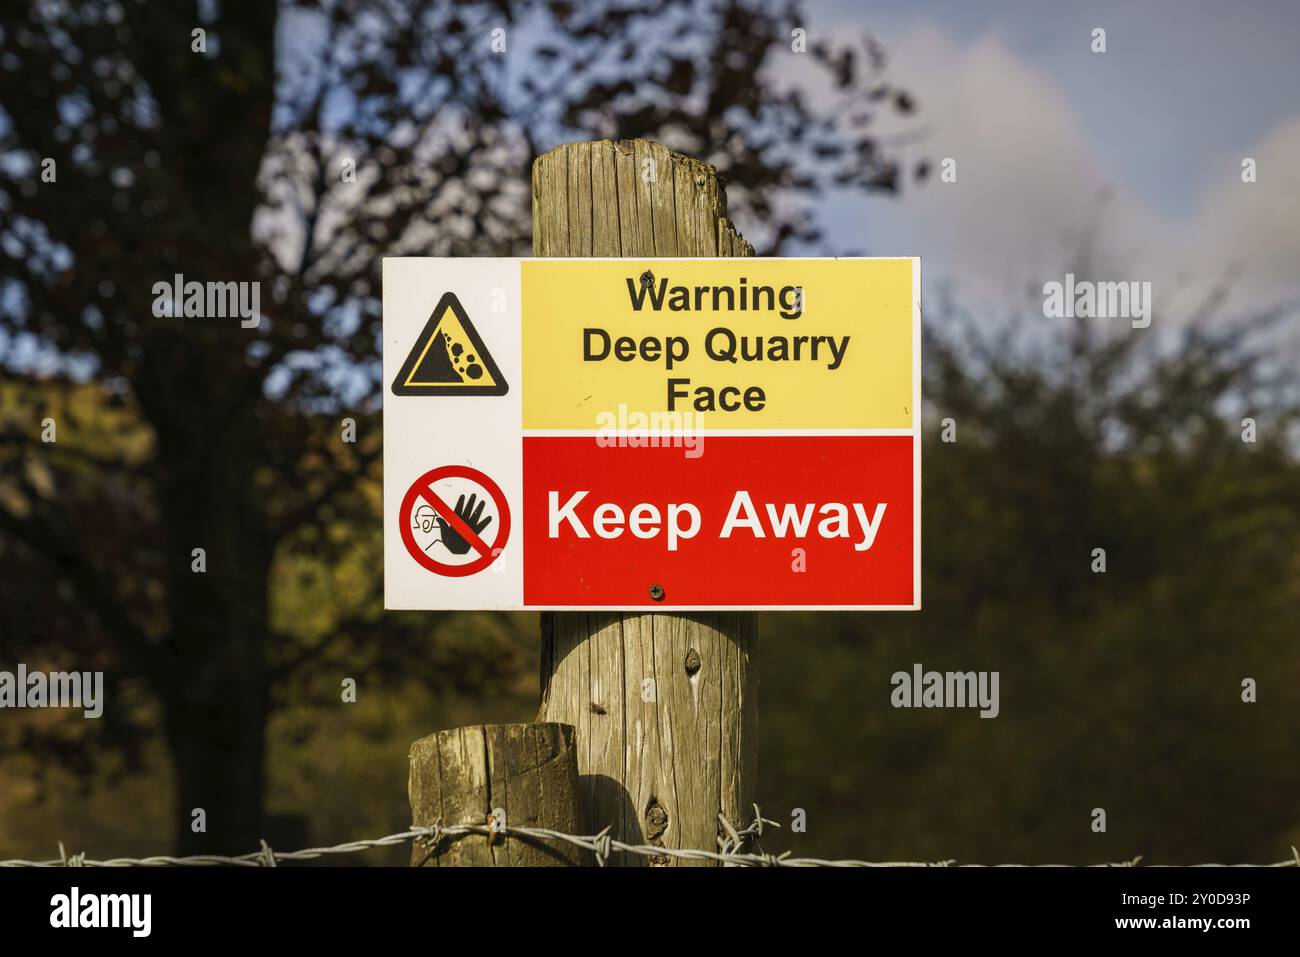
[4,810,1297,869]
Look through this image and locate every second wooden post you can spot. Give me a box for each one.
[532,139,759,866]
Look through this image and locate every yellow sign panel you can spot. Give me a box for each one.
[521,258,916,430]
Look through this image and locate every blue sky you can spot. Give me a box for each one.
[271,1,1299,331]
[797,0,1300,324]
[830,0,1300,216]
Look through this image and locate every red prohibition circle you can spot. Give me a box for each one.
[399,465,511,577]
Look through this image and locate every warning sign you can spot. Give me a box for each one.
[383,257,919,611]
[391,292,507,396]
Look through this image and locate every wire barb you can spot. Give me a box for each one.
[591,826,612,868]
[257,840,277,868]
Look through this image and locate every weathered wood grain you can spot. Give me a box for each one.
[532,140,758,866]
[408,722,585,867]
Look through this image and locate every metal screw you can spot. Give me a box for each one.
[640,269,655,289]
[649,583,665,601]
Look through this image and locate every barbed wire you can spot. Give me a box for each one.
[2,807,1297,869]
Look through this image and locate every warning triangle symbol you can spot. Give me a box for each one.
[391,292,508,397]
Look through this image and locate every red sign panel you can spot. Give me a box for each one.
[522,435,915,607]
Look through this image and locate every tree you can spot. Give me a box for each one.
[762,290,1300,864]
[0,0,920,852]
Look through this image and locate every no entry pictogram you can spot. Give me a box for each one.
[399,465,511,577]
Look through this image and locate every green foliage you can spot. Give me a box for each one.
[761,312,1300,864]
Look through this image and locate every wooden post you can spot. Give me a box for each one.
[532,140,759,866]
[409,722,585,866]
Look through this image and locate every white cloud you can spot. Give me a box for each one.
[848,26,1300,325]
[1179,116,1300,311]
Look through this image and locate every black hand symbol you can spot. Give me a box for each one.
[436,492,493,555]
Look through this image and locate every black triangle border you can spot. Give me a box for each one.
[390,291,509,397]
